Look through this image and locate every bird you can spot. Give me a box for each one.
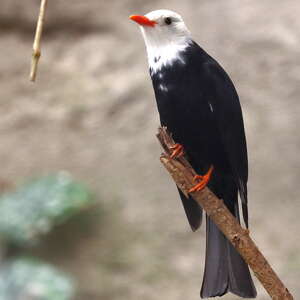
[130,10,257,298]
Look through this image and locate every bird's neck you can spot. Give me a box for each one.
[144,37,192,74]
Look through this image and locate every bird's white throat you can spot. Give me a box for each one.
[141,27,192,74]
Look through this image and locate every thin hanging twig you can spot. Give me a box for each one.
[30,0,48,82]
[157,126,293,300]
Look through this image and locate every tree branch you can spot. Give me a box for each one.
[30,0,48,82]
[156,126,293,300]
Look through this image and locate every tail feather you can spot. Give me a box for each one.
[200,217,257,298]
[228,238,257,298]
[200,216,229,297]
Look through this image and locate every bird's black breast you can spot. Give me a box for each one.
[150,44,229,175]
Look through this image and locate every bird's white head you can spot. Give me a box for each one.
[130,10,192,73]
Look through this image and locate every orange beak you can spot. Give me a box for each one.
[130,15,157,27]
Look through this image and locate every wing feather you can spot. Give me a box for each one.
[203,61,249,227]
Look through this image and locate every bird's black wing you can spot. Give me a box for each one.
[177,187,203,231]
[203,61,249,227]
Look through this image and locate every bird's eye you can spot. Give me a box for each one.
[164,17,172,25]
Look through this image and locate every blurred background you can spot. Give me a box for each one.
[0,0,299,299]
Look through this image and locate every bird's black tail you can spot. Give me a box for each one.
[200,215,257,298]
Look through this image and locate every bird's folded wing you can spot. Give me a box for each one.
[203,61,249,227]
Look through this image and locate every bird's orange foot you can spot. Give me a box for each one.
[170,143,184,159]
[189,166,214,193]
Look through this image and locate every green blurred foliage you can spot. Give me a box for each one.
[0,257,75,300]
[0,172,94,246]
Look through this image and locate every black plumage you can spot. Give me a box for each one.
[150,41,256,298]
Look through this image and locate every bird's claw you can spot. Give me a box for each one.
[189,166,214,193]
[170,143,184,159]
[193,174,203,182]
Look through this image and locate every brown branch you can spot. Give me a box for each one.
[30,0,48,82]
[157,127,293,300]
